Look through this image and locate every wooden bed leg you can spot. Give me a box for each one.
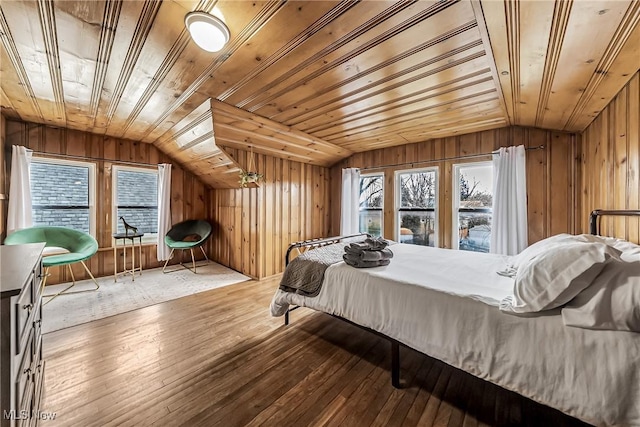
[391,340,400,388]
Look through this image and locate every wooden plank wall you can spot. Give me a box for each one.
[578,71,640,243]
[329,126,578,248]
[206,148,331,279]
[3,119,208,284]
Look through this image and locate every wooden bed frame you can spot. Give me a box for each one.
[284,210,640,389]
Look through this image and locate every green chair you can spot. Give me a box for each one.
[4,226,99,302]
[162,220,212,273]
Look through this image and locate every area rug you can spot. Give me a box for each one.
[42,262,249,333]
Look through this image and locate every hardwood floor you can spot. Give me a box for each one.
[43,277,592,427]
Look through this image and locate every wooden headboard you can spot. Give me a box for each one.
[589,209,640,236]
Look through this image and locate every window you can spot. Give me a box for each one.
[358,174,383,237]
[396,168,438,247]
[453,162,493,252]
[113,166,158,242]
[30,158,96,235]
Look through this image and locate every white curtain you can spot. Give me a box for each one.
[157,163,172,261]
[7,145,33,235]
[491,145,528,255]
[340,168,360,235]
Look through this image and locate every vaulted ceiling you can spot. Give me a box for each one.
[1,0,638,188]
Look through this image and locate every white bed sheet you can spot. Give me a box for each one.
[271,243,640,426]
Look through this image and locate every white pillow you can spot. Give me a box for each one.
[573,234,640,263]
[510,233,583,270]
[561,259,640,332]
[500,242,619,313]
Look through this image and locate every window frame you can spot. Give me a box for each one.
[112,164,159,245]
[452,161,493,251]
[358,172,384,238]
[394,166,439,247]
[30,156,97,237]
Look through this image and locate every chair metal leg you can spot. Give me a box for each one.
[44,268,77,304]
[163,246,208,274]
[43,261,100,305]
[164,248,196,274]
[190,248,196,273]
[162,248,176,273]
[199,246,210,263]
[41,267,50,291]
[80,261,100,290]
[67,263,76,285]
[138,239,143,276]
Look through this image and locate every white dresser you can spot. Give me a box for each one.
[1,243,46,427]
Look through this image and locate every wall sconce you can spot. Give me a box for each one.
[185,11,230,52]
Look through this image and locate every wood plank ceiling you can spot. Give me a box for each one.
[1,0,638,188]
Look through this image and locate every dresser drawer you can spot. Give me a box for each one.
[30,361,45,427]
[17,377,33,427]
[1,243,46,427]
[15,276,34,355]
[14,329,34,415]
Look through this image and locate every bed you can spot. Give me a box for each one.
[270,210,640,427]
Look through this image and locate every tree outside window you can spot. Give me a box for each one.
[455,162,493,252]
[396,168,437,247]
[358,174,383,237]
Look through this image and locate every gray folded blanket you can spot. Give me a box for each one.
[279,243,347,296]
[349,236,389,251]
[343,237,393,268]
[342,254,391,268]
[344,246,394,261]
[366,237,389,250]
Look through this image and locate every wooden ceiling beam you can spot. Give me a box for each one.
[469,0,509,125]
[149,98,243,189]
[211,99,352,167]
[214,136,319,165]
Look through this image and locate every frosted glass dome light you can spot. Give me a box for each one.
[185,11,230,53]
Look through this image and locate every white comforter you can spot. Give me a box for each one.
[271,243,640,426]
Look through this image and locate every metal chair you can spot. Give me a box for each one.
[162,220,212,273]
[4,226,99,303]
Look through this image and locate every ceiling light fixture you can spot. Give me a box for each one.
[185,11,230,53]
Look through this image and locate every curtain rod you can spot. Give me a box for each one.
[359,145,544,172]
[28,150,168,168]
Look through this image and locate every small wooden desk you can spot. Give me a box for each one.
[113,232,144,282]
